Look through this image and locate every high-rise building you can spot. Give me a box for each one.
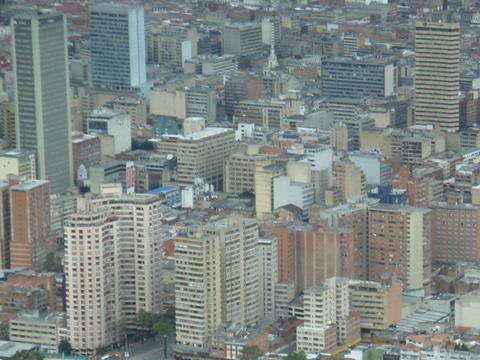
[224,152,266,196]
[90,3,146,90]
[12,12,73,194]
[222,22,262,57]
[258,234,278,320]
[174,216,260,354]
[348,275,402,333]
[297,278,361,354]
[321,57,396,99]
[65,206,120,354]
[185,87,217,122]
[267,222,357,295]
[431,203,480,264]
[156,127,235,191]
[65,191,164,354]
[367,204,431,292]
[10,180,51,271]
[414,21,460,131]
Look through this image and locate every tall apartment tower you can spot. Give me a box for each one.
[10,180,51,271]
[367,204,431,292]
[90,3,146,90]
[64,207,120,354]
[414,21,460,131]
[174,216,260,353]
[65,192,164,355]
[11,12,73,194]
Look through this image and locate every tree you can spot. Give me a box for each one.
[152,320,174,336]
[12,350,44,360]
[285,351,307,360]
[240,345,263,360]
[58,339,72,355]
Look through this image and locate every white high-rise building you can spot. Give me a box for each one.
[65,190,164,355]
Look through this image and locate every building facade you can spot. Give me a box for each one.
[90,3,146,90]
[12,12,73,194]
[414,21,460,131]
[367,204,431,292]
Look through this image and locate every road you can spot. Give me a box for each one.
[126,336,174,360]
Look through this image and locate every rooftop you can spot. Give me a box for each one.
[162,127,232,141]
[11,180,48,192]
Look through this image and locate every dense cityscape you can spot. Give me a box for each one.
[0,0,480,359]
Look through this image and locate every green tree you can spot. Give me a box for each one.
[58,339,72,355]
[152,320,174,336]
[12,350,44,360]
[285,351,307,360]
[240,345,263,360]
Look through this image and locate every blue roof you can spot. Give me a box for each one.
[146,185,178,194]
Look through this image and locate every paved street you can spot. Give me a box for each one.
[127,336,174,360]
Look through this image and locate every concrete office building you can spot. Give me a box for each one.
[234,99,285,129]
[12,12,73,194]
[156,127,235,191]
[321,57,395,99]
[112,96,147,125]
[261,17,281,45]
[222,22,262,57]
[174,216,259,353]
[348,276,402,332]
[65,191,164,354]
[255,160,286,219]
[9,311,66,353]
[185,87,217,122]
[0,149,35,181]
[87,107,131,155]
[415,21,460,131]
[10,180,51,271]
[200,55,238,76]
[431,203,480,264]
[224,152,266,196]
[297,278,361,354]
[148,29,192,67]
[367,204,431,292]
[224,73,263,118]
[90,3,146,90]
[258,234,279,320]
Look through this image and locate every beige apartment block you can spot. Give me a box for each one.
[415,21,460,131]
